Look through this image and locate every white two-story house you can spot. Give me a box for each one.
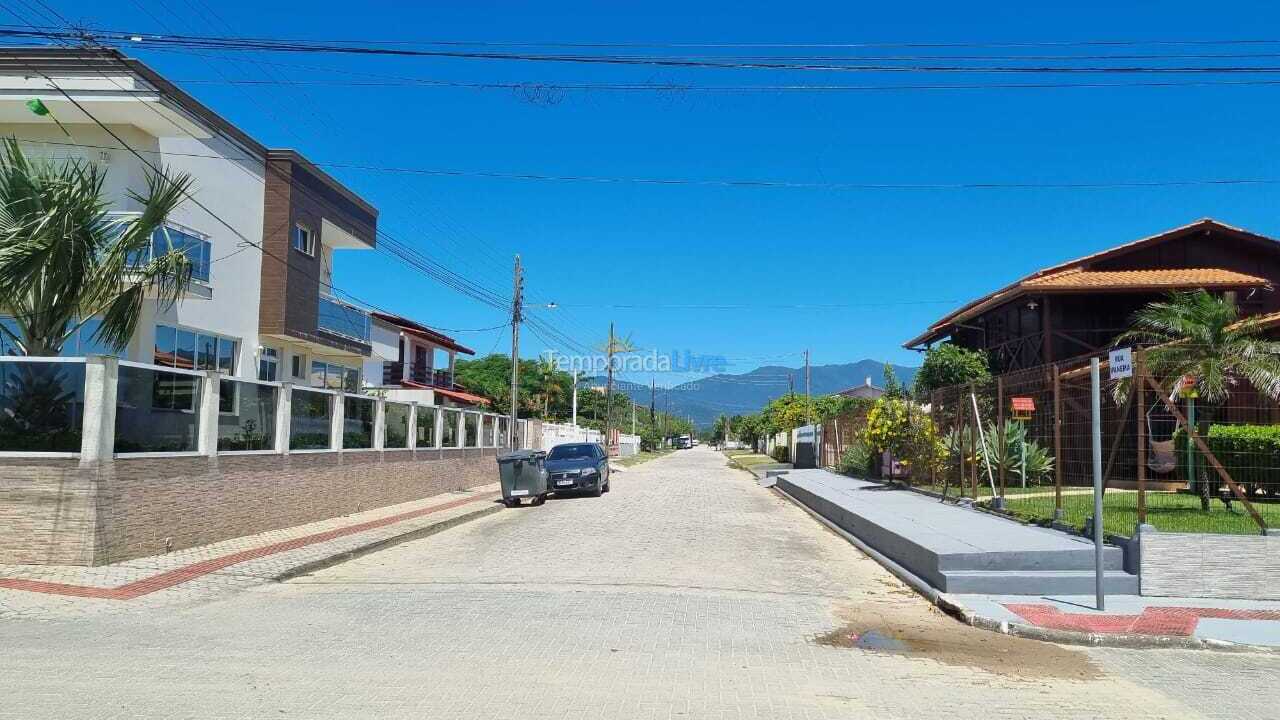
[0,46,377,394]
[364,311,489,408]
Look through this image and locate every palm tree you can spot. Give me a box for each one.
[1114,289,1280,508]
[1115,290,1280,403]
[536,358,564,419]
[0,138,195,356]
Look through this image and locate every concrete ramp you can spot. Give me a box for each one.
[777,469,1138,595]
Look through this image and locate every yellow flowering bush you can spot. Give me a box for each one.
[863,397,947,478]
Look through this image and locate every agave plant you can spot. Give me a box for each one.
[982,420,1054,486]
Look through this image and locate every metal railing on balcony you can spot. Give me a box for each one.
[317,294,371,343]
[380,361,454,389]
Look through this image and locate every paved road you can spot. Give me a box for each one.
[3,446,1278,719]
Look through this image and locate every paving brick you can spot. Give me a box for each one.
[1,448,1277,719]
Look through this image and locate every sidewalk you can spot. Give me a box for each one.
[775,468,1280,651]
[0,484,500,619]
[776,468,1137,595]
[949,592,1280,649]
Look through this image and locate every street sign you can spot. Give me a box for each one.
[1108,347,1133,380]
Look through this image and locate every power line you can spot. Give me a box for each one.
[12,25,1280,50]
[20,28,1280,75]
[132,45,1280,94]
[17,139,1280,194]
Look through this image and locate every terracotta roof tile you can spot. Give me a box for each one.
[1022,267,1268,290]
[903,219,1280,348]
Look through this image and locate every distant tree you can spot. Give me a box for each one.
[913,343,991,400]
[882,363,906,400]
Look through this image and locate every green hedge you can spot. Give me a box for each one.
[1174,423,1280,489]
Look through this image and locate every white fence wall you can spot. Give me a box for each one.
[617,433,641,457]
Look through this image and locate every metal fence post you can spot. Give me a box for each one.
[1091,357,1105,611]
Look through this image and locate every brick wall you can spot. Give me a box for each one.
[0,447,498,566]
[0,457,96,565]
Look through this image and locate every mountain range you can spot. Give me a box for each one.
[593,359,919,428]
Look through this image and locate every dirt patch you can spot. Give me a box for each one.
[816,602,1101,681]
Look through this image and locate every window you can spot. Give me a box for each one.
[258,348,279,382]
[0,316,117,357]
[309,360,359,391]
[152,324,238,412]
[292,225,315,256]
[291,353,306,379]
[128,225,212,283]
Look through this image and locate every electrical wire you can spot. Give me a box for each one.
[23,28,1280,75]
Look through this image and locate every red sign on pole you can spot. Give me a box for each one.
[1011,396,1035,420]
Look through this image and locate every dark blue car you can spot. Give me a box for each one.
[544,442,611,497]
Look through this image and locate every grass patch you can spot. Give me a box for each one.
[614,448,674,467]
[994,489,1279,536]
[725,453,777,468]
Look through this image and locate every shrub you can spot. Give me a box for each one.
[770,445,790,463]
[864,397,946,479]
[1172,423,1280,494]
[836,440,874,477]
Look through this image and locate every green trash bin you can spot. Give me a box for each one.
[497,450,548,507]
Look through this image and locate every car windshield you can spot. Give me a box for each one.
[547,444,595,460]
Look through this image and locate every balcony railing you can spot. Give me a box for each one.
[381,361,454,389]
[317,295,371,343]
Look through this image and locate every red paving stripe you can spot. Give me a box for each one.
[1003,603,1280,636]
[0,491,499,601]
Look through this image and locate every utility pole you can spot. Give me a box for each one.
[650,378,655,422]
[805,349,812,427]
[631,401,636,435]
[604,322,615,453]
[508,255,522,448]
[571,369,578,427]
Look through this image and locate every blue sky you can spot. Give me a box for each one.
[38,1,1280,385]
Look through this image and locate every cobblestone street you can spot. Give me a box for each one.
[3,446,1278,719]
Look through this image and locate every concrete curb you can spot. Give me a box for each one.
[272,504,503,582]
[773,485,1278,654]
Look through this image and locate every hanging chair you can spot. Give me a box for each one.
[1146,402,1178,474]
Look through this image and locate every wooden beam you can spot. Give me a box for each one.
[1053,362,1062,512]
[1136,352,1147,524]
[1143,374,1267,533]
[1042,296,1054,364]
[997,375,1006,495]
[1100,385,1134,492]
